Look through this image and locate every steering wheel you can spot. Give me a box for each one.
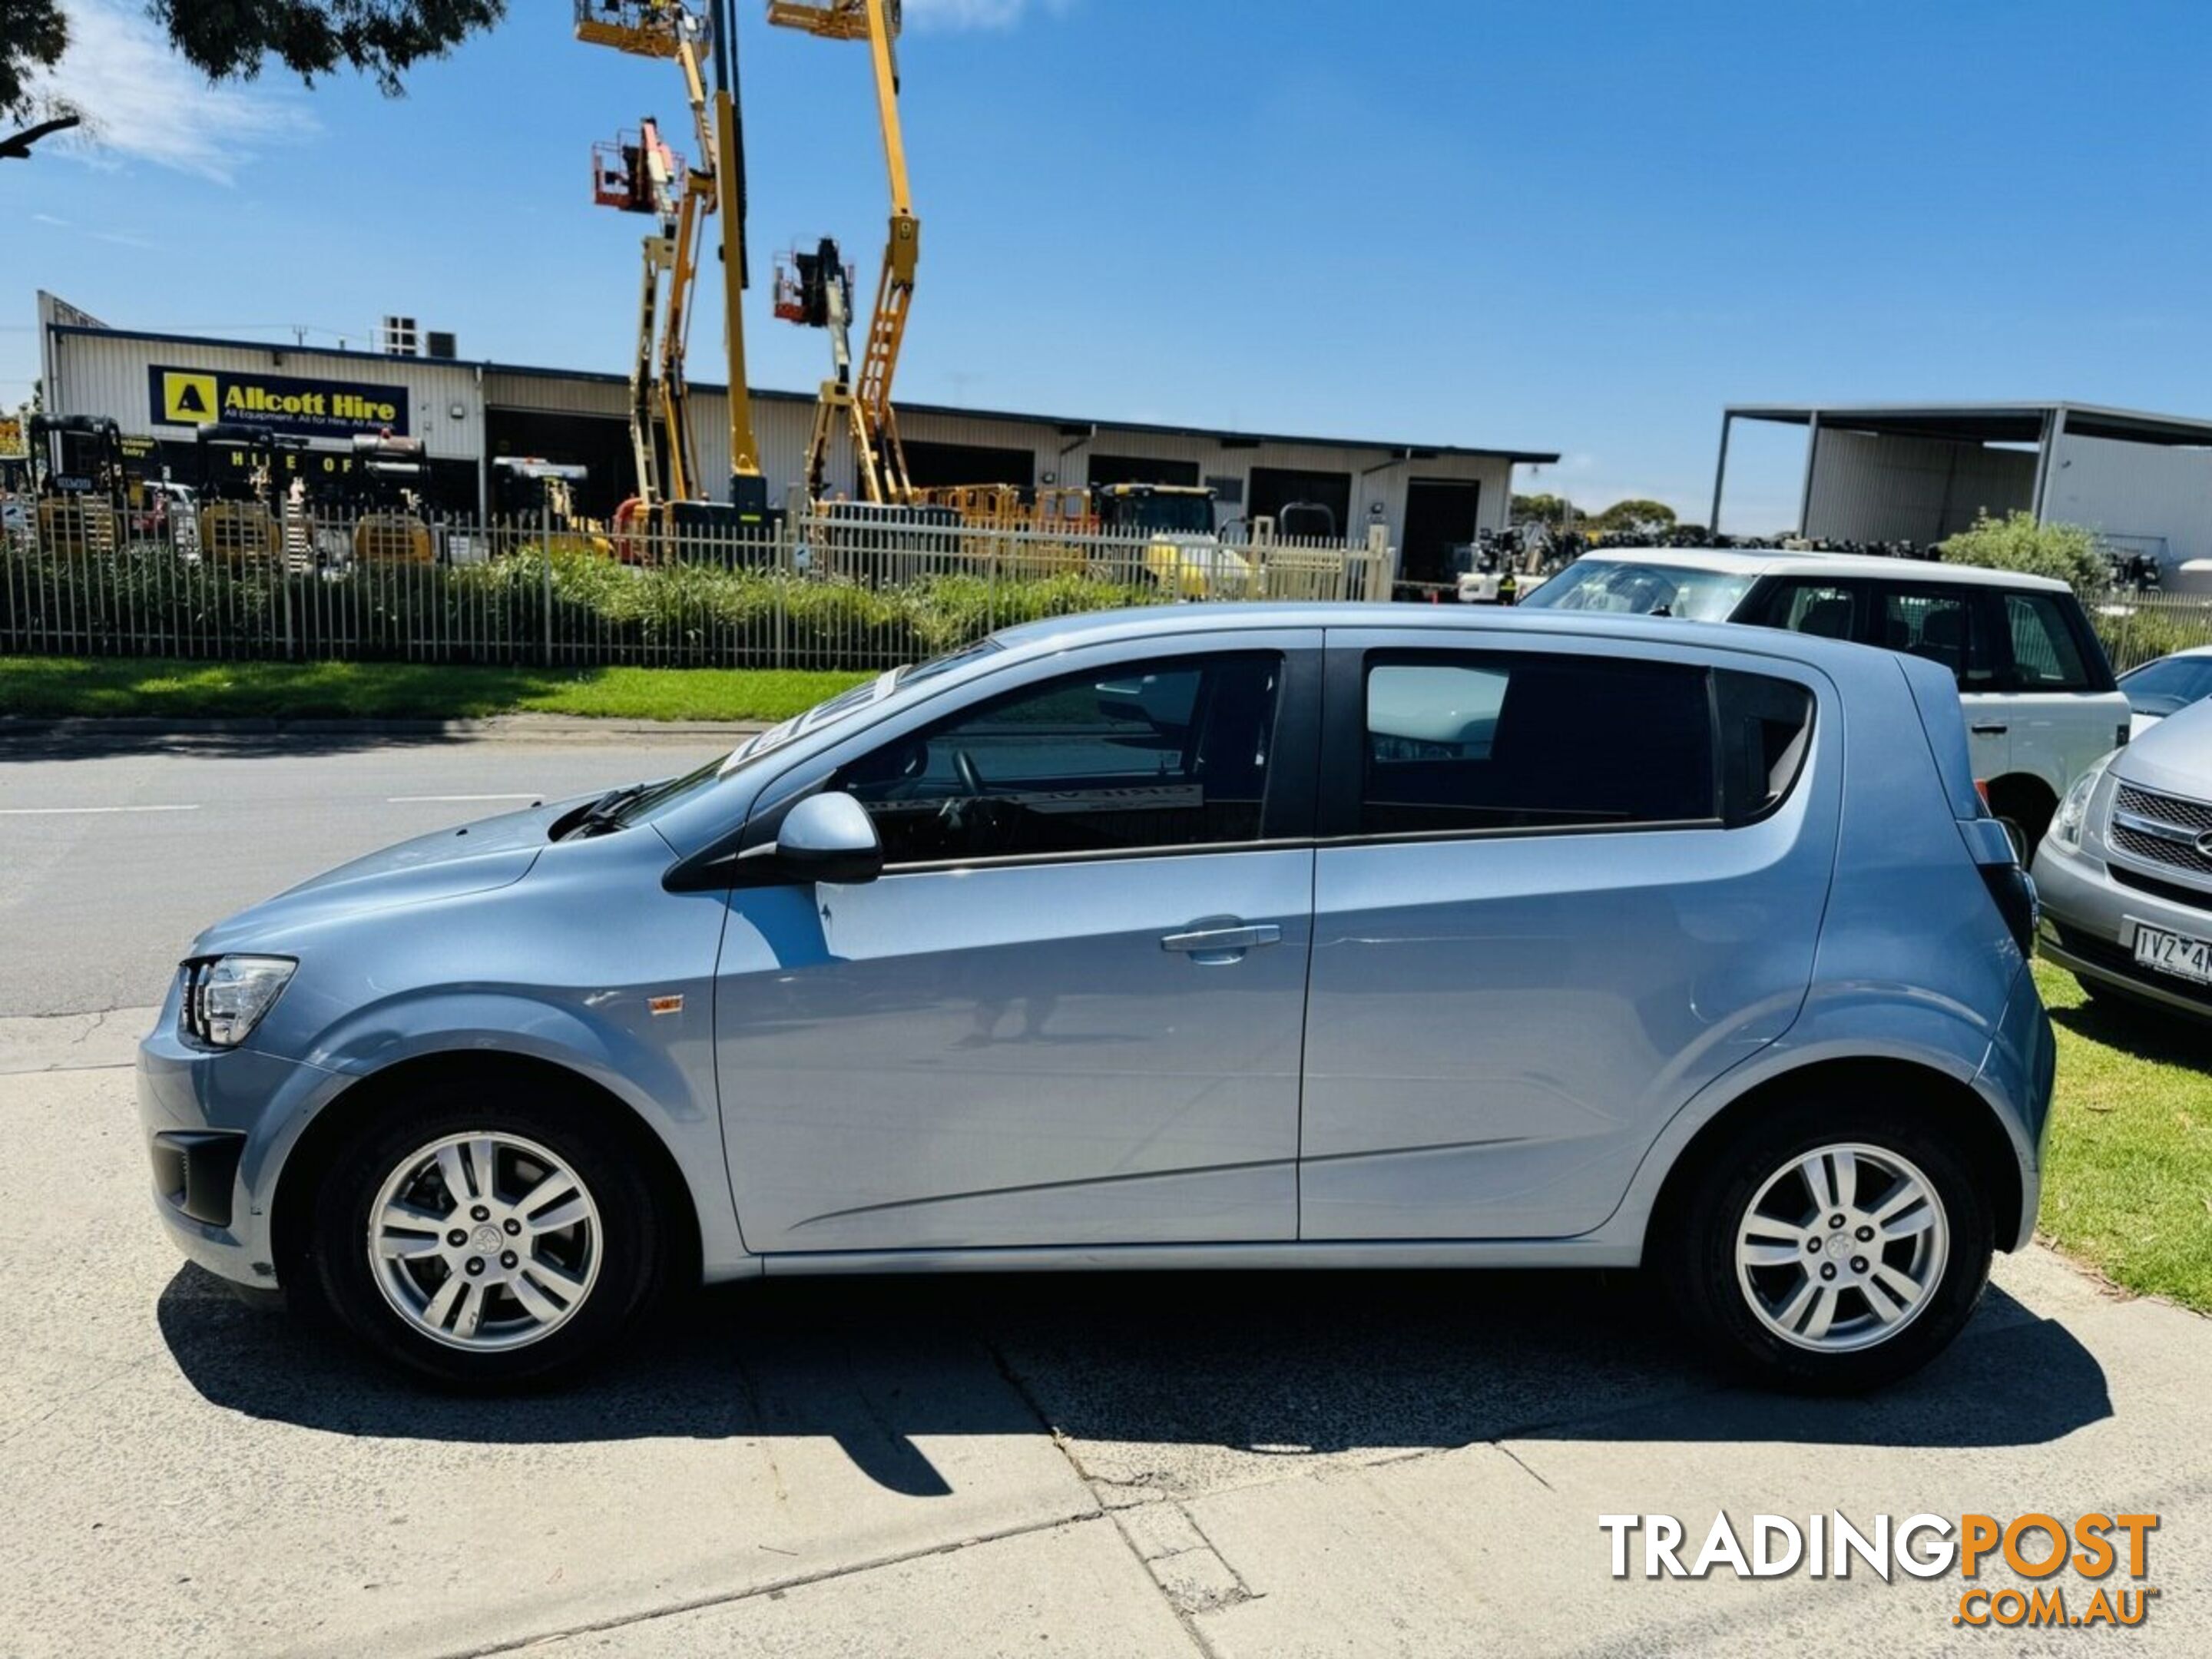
[953,747,985,797]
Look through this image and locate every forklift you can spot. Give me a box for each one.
[194,422,295,561]
[350,433,438,565]
[1091,482,1256,598]
[27,414,126,555]
[1092,482,1219,538]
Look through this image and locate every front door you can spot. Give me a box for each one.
[1298,631,1836,1240]
[714,639,1318,1253]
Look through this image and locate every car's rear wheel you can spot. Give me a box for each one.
[1661,1098,1993,1392]
[304,1078,665,1389]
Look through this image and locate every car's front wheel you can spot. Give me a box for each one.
[304,1079,666,1388]
[1661,1099,1994,1392]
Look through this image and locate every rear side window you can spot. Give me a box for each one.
[1361,653,1716,836]
[1748,579,1863,641]
[2002,592,2094,690]
[1880,587,2001,691]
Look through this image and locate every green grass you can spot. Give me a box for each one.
[2035,959,2212,1312]
[0,655,869,724]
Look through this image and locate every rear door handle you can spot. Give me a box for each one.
[1161,923,1282,961]
[1971,723,2008,736]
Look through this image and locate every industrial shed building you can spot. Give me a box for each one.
[32,292,1555,584]
[1712,400,2212,591]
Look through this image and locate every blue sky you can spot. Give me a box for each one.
[6,0,2210,530]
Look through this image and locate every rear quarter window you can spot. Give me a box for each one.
[2002,591,2094,690]
[1714,670,1816,825]
[1998,588,2117,691]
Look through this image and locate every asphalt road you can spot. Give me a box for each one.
[0,731,727,1018]
[1,734,2207,1655]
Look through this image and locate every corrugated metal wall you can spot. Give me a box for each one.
[2043,432,2212,575]
[480,369,628,419]
[1804,428,2034,541]
[558,383,1513,542]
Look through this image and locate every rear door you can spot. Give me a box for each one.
[1873,581,2012,788]
[1298,629,1838,1240]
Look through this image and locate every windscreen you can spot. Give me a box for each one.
[1107,494,1214,536]
[2120,654,2212,718]
[611,638,1006,826]
[1519,560,1755,622]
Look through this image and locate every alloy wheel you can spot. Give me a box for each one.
[366,1131,603,1352]
[1733,1142,1949,1353]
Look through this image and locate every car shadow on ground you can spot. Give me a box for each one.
[157,1260,2111,1496]
[2048,993,2210,1071]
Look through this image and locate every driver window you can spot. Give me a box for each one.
[830,653,1283,866]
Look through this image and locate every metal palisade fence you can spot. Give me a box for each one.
[2086,590,2212,672]
[0,500,1395,673]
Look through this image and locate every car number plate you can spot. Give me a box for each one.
[2133,923,2212,987]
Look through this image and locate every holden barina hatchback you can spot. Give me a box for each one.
[140,606,2053,1393]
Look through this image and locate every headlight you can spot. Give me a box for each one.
[2050,752,2118,851]
[180,955,296,1048]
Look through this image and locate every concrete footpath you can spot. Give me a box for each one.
[2,1012,2206,1657]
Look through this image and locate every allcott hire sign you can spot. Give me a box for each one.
[148,366,411,440]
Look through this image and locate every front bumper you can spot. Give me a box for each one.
[2033,838,2212,1024]
[136,996,344,1290]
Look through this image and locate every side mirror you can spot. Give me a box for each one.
[740,791,883,886]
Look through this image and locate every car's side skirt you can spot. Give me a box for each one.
[746,1237,1644,1277]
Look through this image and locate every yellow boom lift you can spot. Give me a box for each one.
[767,0,922,508]
[576,1,771,553]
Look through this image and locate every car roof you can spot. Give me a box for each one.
[1555,546,2072,593]
[988,600,1899,677]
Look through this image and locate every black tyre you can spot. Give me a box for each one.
[1987,780,2056,868]
[301,1075,667,1389]
[1660,1094,1994,1393]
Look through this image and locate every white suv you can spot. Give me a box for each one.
[1522,549,2132,856]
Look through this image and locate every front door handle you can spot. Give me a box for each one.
[1161,922,1282,963]
[1971,722,2009,736]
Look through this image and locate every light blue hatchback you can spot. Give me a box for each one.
[139,604,2053,1392]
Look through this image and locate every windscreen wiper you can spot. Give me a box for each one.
[558,783,648,841]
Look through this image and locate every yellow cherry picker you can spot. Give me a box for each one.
[576,1,771,556]
[767,0,925,511]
